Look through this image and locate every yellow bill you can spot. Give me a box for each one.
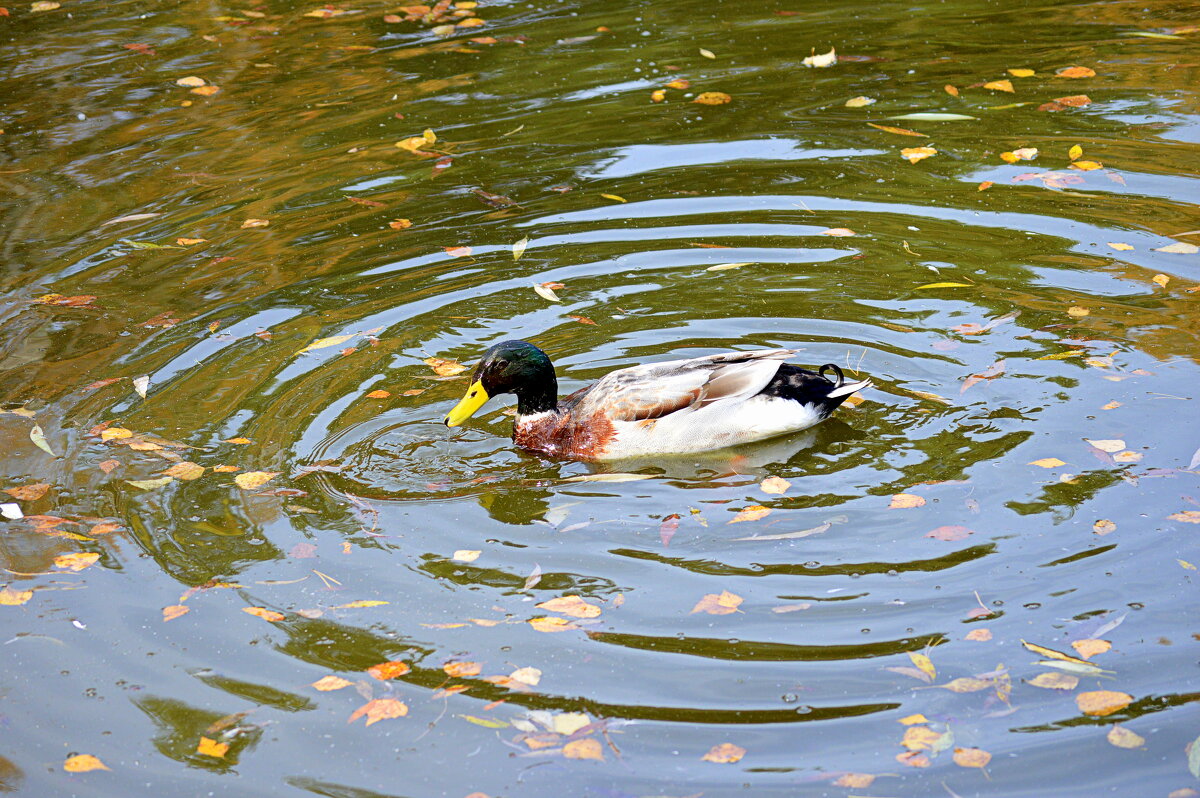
[444,380,489,427]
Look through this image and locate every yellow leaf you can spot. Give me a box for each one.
[1085,438,1125,453]
[914,282,970,289]
[901,725,943,751]
[311,675,353,691]
[196,737,229,758]
[701,742,746,763]
[1028,672,1078,690]
[0,587,33,606]
[944,84,959,96]
[101,427,133,441]
[699,48,716,59]
[1107,242,1134,251]
[901,146,937,164]
[1057,66,1096,78]
[844,96,874,108]
[1167,511,1200,523]
[759,477,790,495]
[226,437,252,444]
[729,504,771,523]
[908,651,936,680]
[529,616,579,632]
[423,356,467,376]
[443,661,483,677]
[691,590,744,615]
[63,754,109,772]
[190,85,220,96]
[164,461,205,480]
[552,712,591,735]
[243,606,284,622]
[953,747,992,768]
[389,218,412,230]
[983,79,1014,92]
[801,47,836,68]
[510,666,541,685]
[1008,68,1036,77]
[889,493,926,508]
[366,390,391,398]
[867,122,926,137]
[333,600,390,608]
[1038,350,1082,360]
[234,471,279,490]
[348,698,408,726]
[512,235,529,261]
[1070,160,1103,171]
[1021,639,1093,665]
[693,92,732,105]
[1076,690,1133,716]
[1069,144,1083,160]
[650,89,666,103]
[126,476,173,490]
[176,76,206,87]
[1067,306,1090,318]
[821,227,856,237]
[898,713,929,725]
[1071,639,1111,659]
[177,237,207,245]
[1152,273,1170,288]
[298,334,355,354]
[240,218,269,228]
[162,604,189,621]
[1029,457,1066,468]
[1093,519,1117,535]
[54,552,99,571]
[1107,725,1145,749]
[536,595,601,618]
[1179,559,1197,570]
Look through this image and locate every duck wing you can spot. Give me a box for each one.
[578,349,799,422]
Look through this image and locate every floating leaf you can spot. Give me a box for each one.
[365,390,390,399]
[240,218,269,229]
[822,227,856,237]
[600,193,626,203]
[802,47,836,68]
[458,714,508,728]
[0,503,22,520]
[163,462,205,480]
[1155,242,1200,254]
[760,477,790,495]
[63,754,109,772]
[944,84,959,96]
[54,552,100,572]
[348,698,408,726]
[176,76,206,87]
[1086,438,1125,453]
[510,666,541,686]
[1168,511,1200,523]
[1029,457,1066,468]
[953,747,992,768]
[367,660,411,680]
[1107,242,1134,251]
[528,616,578,632]
[561,472,653,483]
[536,595,601,618]
[453,549,481,562]
[4,483,49,501]
[512,236,529,261]
[833,773,875,788]
[423,357,467,377]
[1077,690,1133,716]
[965,628,992,641]
[691,590,743,615]
[699,48,716,59]
[1072,639,1112,659]
[533,284,560,302]
[1057,66,1096,78]
[1028,672,1079,690]
[443,661,483,677]
[1107,725,1145,749]
[908,652,937,681]
[563,738,605,760]
[844,96,874,108]
[901,146,938,164]
[1093,519,1117,535]
[926,525,973,541]
[915,282,970,289]
[729,504,771,523]
[867,122,926,137]
[702,743,746,763]
[983,79,1014,93]
[234,471,278,490]
[902,725,944,751]
[1071,160,1103,171]
[312,675,353,691]
[889,112,977,121]
[890,493,926,509]
[243,606,284,622]
[1009,68,1036,77]
[694,91,732,105]
[0,587,33,606]
[334,600,389,609]
[162,604,189,621]
[30,425,57,457]
[197,737,229,758]
[706,262,751,271]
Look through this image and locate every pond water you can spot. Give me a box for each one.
[1,0,1199,795]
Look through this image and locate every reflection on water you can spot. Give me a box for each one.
[1,0,1199,795]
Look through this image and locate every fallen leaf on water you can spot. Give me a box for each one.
[899,714,930,725]
[702,742,746,763]
[197,737,229,758]
[164,462,205,480]
[567,315,596,325]
[298,334,356,354]
[226,437,252,445]
[1057,66,1096,78]
[366,390,391,399]
[367,660,411,680]
[389,218,412,230]
[1072,638,1112,659]
[334,600,389,609]
[512,236,529,261]
[126,476,173,490]
[1009,68,1036,77]
[1168,511,1200,523]
[1028,671,1079,690]
[1067,306,1090,318]
[63,754,109,772]
[1107,725,1145,749]
[1029,457,1066,468]
[510,666,541,685]
[234,471,278,490]
[533,284,560,302]
[1093,519,1117,535]
[563,738,604,760]
[706,262,751,271]
[4,483,49,501]
[908,651,937,681]
[844,96,874,108]
[896,751,931,767]
[423,357,467,377]
[802,47,836,68]
[965,628,992,641]
[665,78,691,90]
[0,587,33,606]
[890,493,925,509]
[926,525,973,541]
[191,85,220,96]
[30,425,57,457]
[240,218,269,229]
[162,604,189,621]
[1001,147,1038,163]
[693,92,732,105]
[453,549,481,562]
[348,698,408,726]
[729,504,771,523]
[916,281,970,289]
[699,48,716,59]
[600,193,626,203]
[650,89,666,103]
[822,227,856,237]
[1155,242,1200,254]
[889,112,977,121]
[944,84,959,96]
[901,146,938,164]
[760,476,790,495]
[443,661,483,677]
[53,552,99,572]
[176,76,206,87]
[528,616,578,632]
[867,122,926,137]
[312,675,353,691]
[243,607,284,622]
[536,595,601,618]
[1077,690,1133,716]
[176,237,206,245]
[1070,160,1102,171]
[833,773,875,788]
[1107,242,1134,251]
[902,725,944,751]
[953,747,991,768]
[983,79,1014,92]
[0,503,22,520]
[691,590,743,615]
[1085,438,1125,453]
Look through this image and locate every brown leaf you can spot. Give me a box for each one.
[691,590,743,615]
[4,483,49,501]
[367,660,411,680]
[701,742,746,763]
[348,698,408,726]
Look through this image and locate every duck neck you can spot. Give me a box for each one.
[516,375,558,416]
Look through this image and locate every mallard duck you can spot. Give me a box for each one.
[443,340,871,461]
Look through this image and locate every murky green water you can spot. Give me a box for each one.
[2,0,1199,795]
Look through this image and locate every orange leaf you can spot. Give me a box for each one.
[1071,638,1111,659]
[367,660,412,680]
[900,146,937,164]
[243,606,284,622]
[691,590,743,615]
[563,738,605,760]
[965,628,992,641]
[54,552,99,571]
[196,737,229,757]
[443,661,483,677]
[348,698,408,726]
[693,92,732,105]
[528,616,579,632]
[1076,690,1133,716]
[444,246,473,257]
[701,742,746,763]
[4,483,49,501]
[944,84,959,96]
[162,604,189,622]
[1057,66,1096,78]
[366,390,391,398]
[953,747,992,768]
[63,754,109,772]
[729,504,771,523]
